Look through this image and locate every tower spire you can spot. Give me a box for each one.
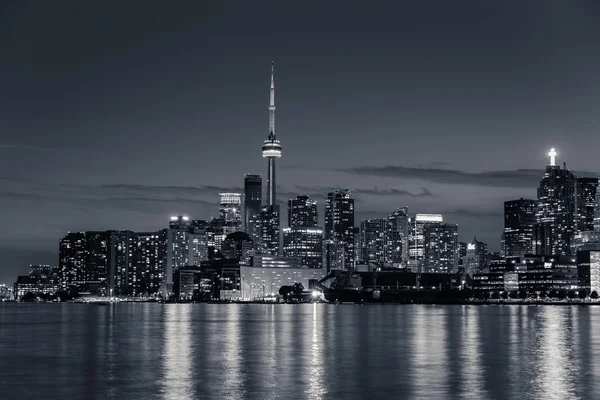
[269,61,276,139]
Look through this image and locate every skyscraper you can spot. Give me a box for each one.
[325,190,355,268]
[359,218,387,264]
[423,223,459,274]
[160,215,191,293]
[59,232,87,290]
[260,62,282,255]
[386,207,410,265]
[578,177,598,232]
[409,214,443,270]
[244,174,262,242]
[219,193,242,235]
[465,237,488,276]
[288,195,318,227]
[535,149,578,255]
[502,198,536,257]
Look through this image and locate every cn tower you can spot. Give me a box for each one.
[262,61,282,206]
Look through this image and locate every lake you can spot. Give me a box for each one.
[1,303,599,399]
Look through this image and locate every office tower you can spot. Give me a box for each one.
[219,193,242,235]
[578,177,598,232]
[409,214,443,269]
[322,240,345,272]
[206,218,227,251]
[260,62,283,255]
[160,215,191,293]
[244,174,262,242]
[288,195,318,227]
[259,206,280,255]
[535,149,578,255]
[106,230,136,296]
[595,186,600,231]
[221,232,254,264]
[283,227,324,268]
[465,237,488,276]
[386,207,410,265]
[325,190,355,268]
[59,232,87,290]
[189,220,209,266]
[502,198,536,257]
[359,218,387,264]
[423,223,459,273]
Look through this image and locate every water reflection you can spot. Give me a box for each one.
[306,304,325,400]
[458,306,487,400]
[534,307,580,400]
[162,305,194,400]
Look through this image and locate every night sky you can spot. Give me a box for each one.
[1,1,600,283]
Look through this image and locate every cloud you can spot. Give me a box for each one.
[342,165,599,188]
[353,187,437,197]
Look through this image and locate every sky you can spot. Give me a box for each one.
[1,0,600,283]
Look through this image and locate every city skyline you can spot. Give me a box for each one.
[2,1,600,282]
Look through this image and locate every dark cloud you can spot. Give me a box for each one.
[342,166,599,188]
[353,187,437,198]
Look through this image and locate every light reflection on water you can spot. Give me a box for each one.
[1,304,600,399]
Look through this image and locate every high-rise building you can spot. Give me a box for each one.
[578,177,598,232]
[409,214,443,269]
[107,230,135,296]
[324,190,355,268]
[132,232,163,296]
[244,174,262,242]
[386,207,410,265]
[465,237,488,276]
[59,232,87,290]
[219,193,242,235]
[359,218,387,264]
[283,227,324,269]
[502,198,536,258]
[322,240,345,272]
[458,241,467,274]
[160,215,191,293]
[260,206,280,256]
[288,195,318,227]
[535,149,578,255]
[260,62,283,255]
[595,185,600,232]
[423,223,459,274]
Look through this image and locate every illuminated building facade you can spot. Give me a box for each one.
[219,193,242,235]
[577,177,598,232]
[160,215,191,292]
[244,174,262,243]
[240,265,326,300]
[222,231,254,264]
[534,149,578,255]
[288,195,318,227]
[282,227,323,269]
[465,237,488,276]
[259,206,280,255]
[59,232,87,290]
[423,223,459,274]
[359,218,387,264]
[322,240,345,272]
[386,207,410,265]
[324,190,355,268]
[502,198,536,257]
[409,214,443,269]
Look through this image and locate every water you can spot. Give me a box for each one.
[1,303,599,400]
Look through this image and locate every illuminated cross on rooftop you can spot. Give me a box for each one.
[549,148,557,166]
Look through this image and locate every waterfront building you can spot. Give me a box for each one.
[282,226,324,269]
[252,254,302,269]
[534,149,578,255]
[409,214,443,270]
[160,215,191,293]
[240,265,326,300]
[423,223,459,274]
[386,207,410,265]
[359,218,387,264]
[502,198,537,257]
[59,232,87,290]
[465,237,488,276]
[324,190,355,268]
